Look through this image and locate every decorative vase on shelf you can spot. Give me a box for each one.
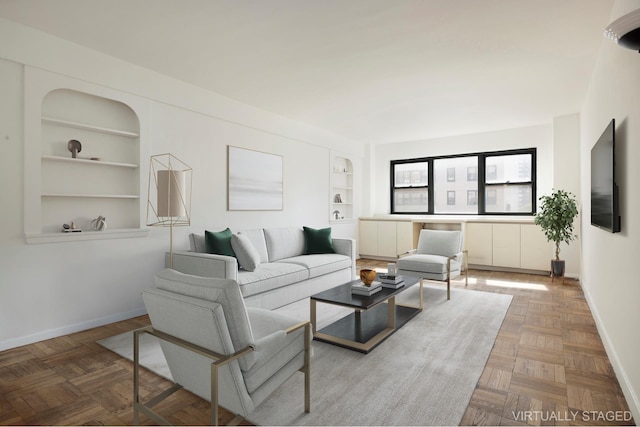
[67,139,82,158]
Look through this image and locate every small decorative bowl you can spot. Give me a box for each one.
[359,269,377,286]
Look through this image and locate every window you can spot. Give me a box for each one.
[484,153,534,213]
[467,167,477,181]
[447,191,455,205]
[447,167,455,182]
[391,161,428,213]
[434,157,478,213]
[390,148,536,215]
[467,190,478,205]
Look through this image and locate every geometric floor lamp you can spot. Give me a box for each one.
[146,153,192,269]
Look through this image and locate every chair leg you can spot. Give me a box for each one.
[211,364,219,426]
[464,250,469,287]
[304,323,311,413]
[446,258,451,300]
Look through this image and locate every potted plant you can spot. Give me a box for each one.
[534,189,579,278]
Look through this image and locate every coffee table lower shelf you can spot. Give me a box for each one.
[313,303,421,353]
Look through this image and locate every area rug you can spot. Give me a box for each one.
[98,284,512,426]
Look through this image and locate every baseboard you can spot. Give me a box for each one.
[0,307,148,352]
[581,279,640,422]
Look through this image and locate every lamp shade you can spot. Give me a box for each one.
[147,153,192,228]
[157,170,187,218]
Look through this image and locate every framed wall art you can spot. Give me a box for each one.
[227,146,283,211]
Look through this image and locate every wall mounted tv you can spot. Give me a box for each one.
[590,118,620,233]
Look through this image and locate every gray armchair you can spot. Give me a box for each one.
[396,229,468,300]
[134,268,311,425]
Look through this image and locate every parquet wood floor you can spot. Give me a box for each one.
[0,261,634,426]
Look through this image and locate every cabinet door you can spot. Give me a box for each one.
[359,220,378,256]
[492,224,521,268]
[466,223,493,265]
[377,221,398,258]
[396,221,414,256]
[520,224,551,271]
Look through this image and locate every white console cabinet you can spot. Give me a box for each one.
[359,216,550,273]
[358,219,413,259]
[466,222,550,272]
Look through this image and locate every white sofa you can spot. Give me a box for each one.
[167,227,356,309]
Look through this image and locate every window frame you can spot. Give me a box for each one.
[390,148,536,216]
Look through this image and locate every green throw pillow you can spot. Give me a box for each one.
[303,226,335,254]
[205,228,236,257]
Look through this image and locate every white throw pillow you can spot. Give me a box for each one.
[231,232,261,271]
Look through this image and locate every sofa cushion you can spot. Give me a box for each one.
[263,227,305,262]
[189,233,206,253]
[205,228,236,257]
[231,233,261,272]
[237,262,309,297]
[303,226,335,254]
[235,229,269,263]
[275,254,351,279]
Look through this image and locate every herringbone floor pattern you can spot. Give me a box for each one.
[0,261,634,425]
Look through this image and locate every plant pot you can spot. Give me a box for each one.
[551,260,566,278]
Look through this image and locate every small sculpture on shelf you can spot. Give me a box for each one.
[62,221,81,233]
[67,139,82,158]
[90,215,107,231]
[333,193,342,203]
[333,210,341,220]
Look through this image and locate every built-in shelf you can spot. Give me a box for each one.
[42,116,139,138]
[25,228,149,245]
[41,155,138,168]
[27,87,144,240]
[330,156,354,221]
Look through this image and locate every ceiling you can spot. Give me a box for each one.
[0,0,614,144]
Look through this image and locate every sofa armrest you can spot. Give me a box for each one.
[332,238,356,278]
[165,250,238,281]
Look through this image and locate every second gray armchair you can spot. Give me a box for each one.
[396,229,468,300]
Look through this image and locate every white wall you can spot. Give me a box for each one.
[553,113,582,277]
[367,124,554,216]
[579,0,640,419]
[0,19,363,350]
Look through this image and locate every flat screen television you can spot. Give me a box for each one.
[591,118,620,233]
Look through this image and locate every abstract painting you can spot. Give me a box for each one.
[228,146,283,210]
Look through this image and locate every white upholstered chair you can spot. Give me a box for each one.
[396,229,468,300]
[134,268,311,426]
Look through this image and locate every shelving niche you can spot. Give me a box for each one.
[25,84,147,244]
[330,156,353,222]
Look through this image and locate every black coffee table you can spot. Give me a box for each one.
[310,275,422,353]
